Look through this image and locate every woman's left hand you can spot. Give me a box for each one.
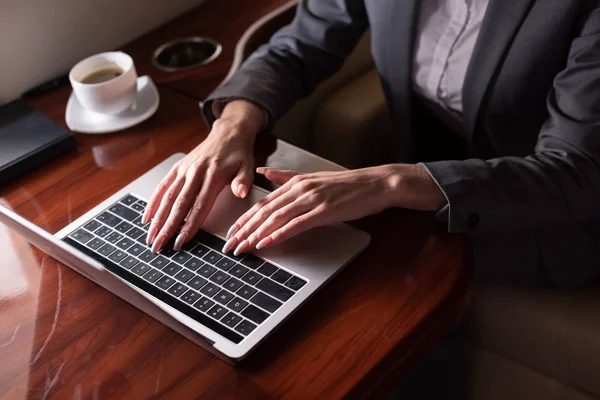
[222,164,445,255]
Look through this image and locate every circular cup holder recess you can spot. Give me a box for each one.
[152,37,222,72]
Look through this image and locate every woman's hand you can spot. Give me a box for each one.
[143,100,265,253]
[222,164,446,256]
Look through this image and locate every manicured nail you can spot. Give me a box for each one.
[147,224,158,244]
[174,232,187,251]
[238,183,248,198]
[256,167,267,175]
[151,233,166,253]
[256,236,273,250]
[233,239,249,257]
[222,236,238,253]
[226,223,240,239]
[141,209,150,224]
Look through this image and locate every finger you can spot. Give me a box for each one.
[256,208,325,249]
[143,167,178,223]
[146,177,185,245]
[257,168,303,186]
[177,177,224,247]
[245,199,314,250]
[228,190,298,255]
[231,163,253,199]
[151,177,202,253]
[225,180,296,241]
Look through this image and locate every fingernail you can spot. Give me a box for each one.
[256,167,267,175]
[233,239,248,257]
[222,236,238,253]
[226,223,240,239]
[147,224,158,244]
[256,236,273,250]
[238,184,248,198]
[151,233,166,253]
[174,232,187,251]
[141,210,149,224]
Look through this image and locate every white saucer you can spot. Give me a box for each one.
[66,75,160,134]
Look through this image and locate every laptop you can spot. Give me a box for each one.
[0,151,370,362]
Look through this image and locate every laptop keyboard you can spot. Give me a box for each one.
[63,194,308,344]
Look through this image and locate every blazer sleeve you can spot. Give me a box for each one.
[423,5,600,233]
[201,0,368,130]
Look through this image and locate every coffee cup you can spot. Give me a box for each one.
[69,52,137,115]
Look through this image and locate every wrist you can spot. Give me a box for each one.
[217,100,266,139]
[382,164,447,211]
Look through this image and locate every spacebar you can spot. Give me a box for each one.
[64,237,244,344]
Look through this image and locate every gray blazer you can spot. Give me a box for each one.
[203,0,600,287]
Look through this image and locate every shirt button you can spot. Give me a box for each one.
[467,213,480,229]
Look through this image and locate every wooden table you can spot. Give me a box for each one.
[0,0,471,398]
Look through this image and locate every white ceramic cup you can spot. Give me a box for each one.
[69,52,137,115]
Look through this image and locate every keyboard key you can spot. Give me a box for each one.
[234,319,257,336]
[131,263,150,276]
[108,250,127,263]
[136,235,148,245]
[115,221,134,233]
[150,255,169,269]
[189,244,210,258]
[214,290,235,305]
[221,312,243,329]
[229,264,249,278]
[132,216,146,228]
[86,237,105,250]
[237,285,258,300]
[184,257,203,271]
[83,220,102,232]
[240,255,264,269]
[143,269,163,283]
[109,203,139,221]
[256,278,294,302]
[193,297,215,312]
[202,251,222,265]
[197,264,217,278]
[97,243,116,257]
[162,262,182,276]
[193,230,226,251]
[241,304,269,324]
[209,270,229,285]
[97,212,121,227]
[172,252,191,265]
[136,200,147,208]
[181,290,201,305]
[125,227,145,240]
[71,229,93,244]
[156,276,176,290]
[139,250,157,263]
[207,305,228,320]
[188,276,208,291]
[174,269,195,283]
[250,292,282,313]
[285,276,307,291]
[257,263,278,277]
[115,237,134,250]
[224,277,243,292]
[94,226,112,238]
[131,203,145,212]
[200,282,219,297]
[272,269,292,284]
[241,271,262,285]
[126,243,145,257]
[226,297,248,313]
[160,247,177,258]
[119,194,139,206]
[119,256,139,270]
[215,257,235,271]
[167,282,188,297]
[105,232,123,244]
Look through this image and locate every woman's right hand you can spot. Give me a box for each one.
[142,100,265,253]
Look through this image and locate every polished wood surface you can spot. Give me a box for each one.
[0,0,471,398]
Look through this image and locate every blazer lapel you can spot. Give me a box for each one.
[462,0,537,136]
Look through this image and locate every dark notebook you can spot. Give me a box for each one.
[0,99,76,184]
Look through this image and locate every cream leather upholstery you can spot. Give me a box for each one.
[272,32,600,400]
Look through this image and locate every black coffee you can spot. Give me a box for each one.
[80,67,124,84]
